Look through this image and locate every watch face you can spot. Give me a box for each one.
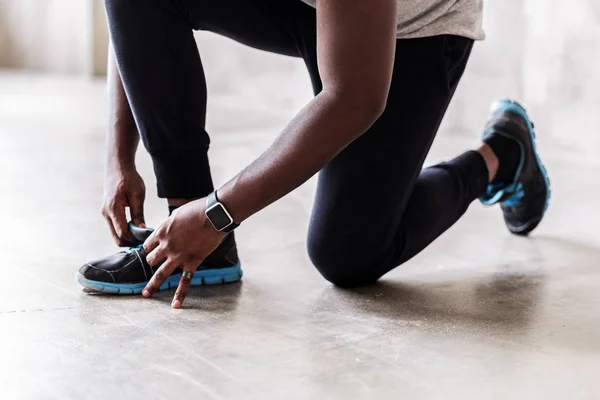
[206,203,233,231]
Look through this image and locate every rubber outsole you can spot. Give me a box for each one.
[506,216,542,236]
[76,263,242,295]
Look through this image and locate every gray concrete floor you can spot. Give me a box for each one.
[2,27,600,399]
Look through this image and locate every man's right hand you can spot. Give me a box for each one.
[102,166,146,246]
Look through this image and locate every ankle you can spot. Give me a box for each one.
[167,198,200,207]
[482,133,521,185]
[167,198,200,216]
[476,143,499,184]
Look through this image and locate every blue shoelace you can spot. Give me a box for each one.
[485,181,525,207]
[503,182,525,207]
[126,244,144,254]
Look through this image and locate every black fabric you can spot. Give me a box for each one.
[484,133,521,185]
[106,0,489,287]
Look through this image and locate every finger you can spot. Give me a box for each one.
[172,266,196,309]
[142,259,178,298]
[103,213,121,244]
[103,211,131,247]
[145,245,167,267]
[128,192,146,229]
[110,205,136,245]
[143,231,160,255]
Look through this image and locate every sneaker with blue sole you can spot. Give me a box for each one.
[77,223,242,294]
[479,99,551,235]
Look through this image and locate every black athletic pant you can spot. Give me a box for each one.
[106,0,490,287]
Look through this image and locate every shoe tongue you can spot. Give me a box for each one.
[128,223,154,244]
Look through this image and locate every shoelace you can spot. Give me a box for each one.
[503,182,525,207]
[485,182,525,207]
[126,244,144,254]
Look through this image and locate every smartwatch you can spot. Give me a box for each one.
[205,191,239,232]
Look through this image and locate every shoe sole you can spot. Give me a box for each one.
[507,215,543,236]
[76,263,242,295]
[491,99,552,235]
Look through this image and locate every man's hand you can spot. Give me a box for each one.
[142,199,226,308]
[102,167,146,246]
[103,42,144,246]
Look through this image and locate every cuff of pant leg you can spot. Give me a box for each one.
[434,150,489,200]
[455,150,489,198]
[150,150,214,199]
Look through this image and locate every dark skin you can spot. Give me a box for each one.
[105,0,398,308]
[102,48,146,246]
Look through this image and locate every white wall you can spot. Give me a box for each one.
[522,0,600,157]
[0,0,107,74]
[446,0,600,160]
[1,0,598,156]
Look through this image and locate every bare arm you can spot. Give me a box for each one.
[218,0,397,222]
[142,0,398,306]
[106,42,139,171]
[102,42,146,245]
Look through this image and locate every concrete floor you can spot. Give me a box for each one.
[2,22,600,399]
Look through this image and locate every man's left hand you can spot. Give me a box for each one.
[142,198,226,308]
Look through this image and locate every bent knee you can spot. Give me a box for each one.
[104,0,128,11]
[307,238,379,288]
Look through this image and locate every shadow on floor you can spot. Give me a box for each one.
[83,281,244,313]
[339,269,545,335]
[318,235,600,348]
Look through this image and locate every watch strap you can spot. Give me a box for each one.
[206,190,219,210]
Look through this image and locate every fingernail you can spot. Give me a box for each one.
[142,289,151,298]
[172,300,181,309]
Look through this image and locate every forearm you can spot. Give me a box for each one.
[217,0,395,225]
[218,89,381,222]
[106,41,139,171]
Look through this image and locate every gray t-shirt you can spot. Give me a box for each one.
[299,0,484,40]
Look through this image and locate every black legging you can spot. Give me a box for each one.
[106,0,489,287]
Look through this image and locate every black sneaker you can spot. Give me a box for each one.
[77,223,242,294]
[479,99,551,235]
